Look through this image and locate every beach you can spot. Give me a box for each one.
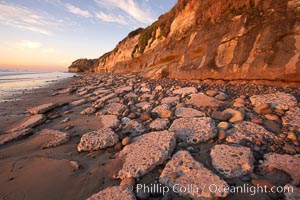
[0,73,299,200]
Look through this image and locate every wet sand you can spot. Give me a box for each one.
[0,77,122,200]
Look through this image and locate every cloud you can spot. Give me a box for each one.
[65,3,91,18]
[94,0,154,25]
[17,40,41,49]
[0,3,53,35]
[95,11,128,25]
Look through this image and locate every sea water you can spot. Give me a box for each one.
[0,70,75,102]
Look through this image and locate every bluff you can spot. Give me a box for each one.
[69,0,300,81]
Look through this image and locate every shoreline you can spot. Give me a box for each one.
[0,73,299,200]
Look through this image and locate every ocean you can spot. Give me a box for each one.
[0,70,75,102]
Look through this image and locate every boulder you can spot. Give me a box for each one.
[39,129,70,148]
[149,119,169,131]
[210,144,254,178]
[250,92,297,110]
[282,107,300,129]
[159,151,229,199]
[173,87,197,95]
[99,115,120,128]
[97,103,126,115]
[80,107,97,115]
[27,103,58,114]
[260,153,300,182]
[9,114,46,132]
[187,93,225,107]
[77,128,119,152]
[152,104,172,118]
[70,99,87,107]
[0,128,33,146]
[86,186,136,200]
[117,131,176,179]
[169,117,217,144]
[223,109,244,123]
[115,86,132,94]
[135,102,153,111]
[284,184,300,200]
[161,96,180,105]
[226,121,275,144]
[123,120,145,136]
[174,107,204,118]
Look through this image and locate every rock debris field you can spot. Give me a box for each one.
[0,73,300,200]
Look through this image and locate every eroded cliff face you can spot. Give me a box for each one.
[70,0,300,81]
[69,58,98,72]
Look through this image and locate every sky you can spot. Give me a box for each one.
[0,0,177,71]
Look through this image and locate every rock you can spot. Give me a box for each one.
[161,96,180,105]
[9,114,46,132]
[123,120,145,136]
[215,93,228,101]
[226,121,275,144]
[115,86,132,94]
[39,129,70,148]
[121,117,131,125]
[136,190,149,200]
[149,118,169,131]
[211,111,232,121]
[217,122,230,130]
[69,161,80,171]
[233,102,245,108]
[152,104,172,118]
[125,92,138,98]
[122,137,131,146]
[264,120,281,133]
[265,114,280,121]
[253,103,272,114]
[27,103,58,114]
[135,102,152,111]
[97,103,126,115]
[140,112,151,121]
[80,107,97,115]
[173,87,197,95]
[223,109,244,123]
[120,177,136,187]
[60,117,70,123]
[210,144,254,178]
[154,85,163,91]
[77,128,119,152]
[218,129,226,140]
[260,153,300,182]
[0,128,33,146]
[174,107,204,118]
[117,131,176,179]
[187,93,226,107]
[206,89,218,97]
[159,110,173,119]
[169,117,217,144]
[127,113,137,119]
[96,93,116,103]
[159,151,228,199]
[114,142,123,151]
[287,132,297,141]
[140,87,150,93]
[282,107,300,129]
[235,98,245,103]
[251,179,275,190]
[283,144,296,154]
[70,99,87,107]
[99,115,120,128]
[58,87,76,94]
[250,92,297,110]
[284,184,300,200]
[86,186,136,200]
